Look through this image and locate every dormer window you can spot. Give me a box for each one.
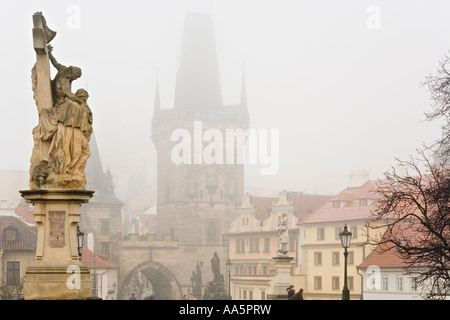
[332,201,340,208]
[6,230,17,241]
[4,227,18,242]
[359,199,367,206]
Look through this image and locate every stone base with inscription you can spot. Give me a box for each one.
[20,189,94,300]
[266,255,294,300]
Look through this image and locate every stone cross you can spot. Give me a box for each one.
[31,12,56,159]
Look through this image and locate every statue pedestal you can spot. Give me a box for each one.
[20,189,94,300]
[267,255,294,300]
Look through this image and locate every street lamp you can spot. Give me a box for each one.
[339,224,352,300]
[226,258,232,300]
[77,224,84,257]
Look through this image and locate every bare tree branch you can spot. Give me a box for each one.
[366,151,450,299]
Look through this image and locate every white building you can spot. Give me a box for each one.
[358,246,424,300]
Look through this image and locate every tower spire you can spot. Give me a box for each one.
[154,68,161,116]
[174,10,223,110]
[240,59,247,110]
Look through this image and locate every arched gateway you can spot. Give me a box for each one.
[119,260,181,300]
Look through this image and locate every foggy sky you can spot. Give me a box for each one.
[0,0,448,199]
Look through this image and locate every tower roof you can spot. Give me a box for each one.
[85,133,123,205]
[174,11,223,111]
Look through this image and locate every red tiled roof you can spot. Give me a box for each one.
[249,193,330,222]
[301,180,379,224]
[251,197,277,221]
[81,247,119,268]
[0,215,37,251]
[287,192,331,220]
[15,206,35,225]
[358,226,419,268]
[358,242,407,268]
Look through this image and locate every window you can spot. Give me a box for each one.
[243,290,247,300]
[261,265,268,276]
[382,276,389,291]
[314,276,322,290]
[6,261,20,286]
[332,252,340,265]
[351,226,358,239]
[247,265,257,275]
[249,291,253,300]
[332,277,340,290]
[100,242,110,257]
[317,228,324,240]
[348,276,354,290]
[396,276,403,292]
[101,220,109,233]
[261,291,266,300]
[207,221,217,242]
[263,238,270,252]
[359,199,367,206]
[4,227,18,242]
[347,251,354,264]
[335,227,341,240]
[411,277,418,292]
[314,252,322,265]
[6,229,17,241]
[332,201,340,208]
[249,238,259,252]
[289,237,296,251]
[236,239,245,253]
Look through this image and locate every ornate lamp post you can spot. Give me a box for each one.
[339,224,352,300]
[77,224,84,257]
[226,258,232,299]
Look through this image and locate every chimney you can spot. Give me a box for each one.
[348,170,370,188]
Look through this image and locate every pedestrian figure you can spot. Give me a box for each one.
[286,285,295,299]
[288,288,304,300]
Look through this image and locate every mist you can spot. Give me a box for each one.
[0,0,447,199]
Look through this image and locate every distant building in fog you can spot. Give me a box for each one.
[149,8,249,296]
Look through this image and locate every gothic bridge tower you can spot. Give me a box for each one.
[152,11,249,248]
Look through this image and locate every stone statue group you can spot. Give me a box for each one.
[30,12,92,190]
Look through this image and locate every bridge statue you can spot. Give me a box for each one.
[30,14,92,190]
[202,252,228,300]
[277,212,289,256]
[21,12,94,300]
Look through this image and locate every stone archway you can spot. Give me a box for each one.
[118,261,181,300]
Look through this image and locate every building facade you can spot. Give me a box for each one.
[0,214,37,299]
[299,176,381,299]
[225,190,330,300]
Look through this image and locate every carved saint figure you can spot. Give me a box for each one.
[277,212,289,255]
[211,252,221,281]
[30,44,92,189]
